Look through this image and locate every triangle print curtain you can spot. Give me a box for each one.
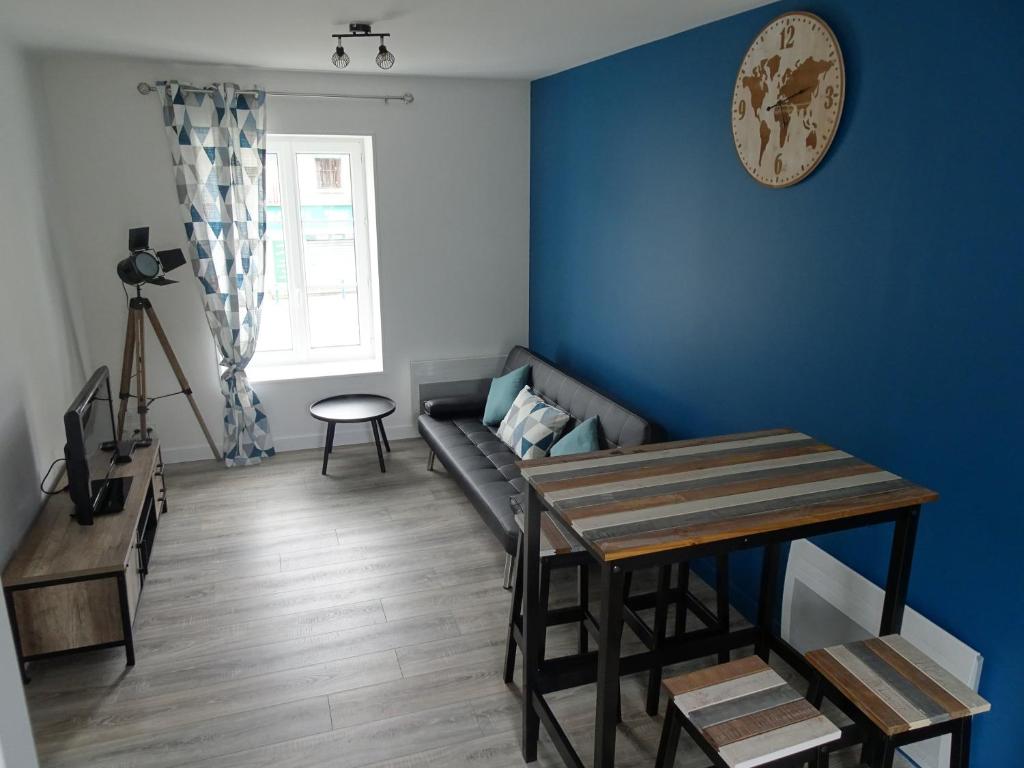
[159,81,275,466]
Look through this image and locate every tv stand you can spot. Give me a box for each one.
[2,441,166,682]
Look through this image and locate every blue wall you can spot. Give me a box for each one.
[529,0,1023,762]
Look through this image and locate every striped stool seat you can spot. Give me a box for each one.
[657,656,840,768]
[806,635,990,767]
[514,509,585,557]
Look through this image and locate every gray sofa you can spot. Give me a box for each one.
[417,346,654,567]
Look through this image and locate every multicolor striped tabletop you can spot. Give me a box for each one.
[806,635,990,736]
[518,428,937,561]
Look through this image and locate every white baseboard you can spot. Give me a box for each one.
[160,421,420,464]
[782,539,983,768]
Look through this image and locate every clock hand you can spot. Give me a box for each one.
[767,87,811,111]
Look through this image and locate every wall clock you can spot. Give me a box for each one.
[731,12,845,188]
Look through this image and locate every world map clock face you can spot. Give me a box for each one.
[732,12,845,188]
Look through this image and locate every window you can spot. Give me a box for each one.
[252,135,383,381]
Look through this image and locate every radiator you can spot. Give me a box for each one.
[408,354,506,419]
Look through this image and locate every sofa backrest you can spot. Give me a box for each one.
[502,346,654,449]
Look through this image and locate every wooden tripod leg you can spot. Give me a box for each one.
[116,309,137,442]
[135,308,148,441]
[143,304,221,460]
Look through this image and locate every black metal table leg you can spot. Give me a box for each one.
[595,563,626,768]
[645,564,671,715]
[756,543,781,661]
[522,485,543,762]
[370,419,387,473]
[674,563,689,637]
[716,553,731,663]
[880,506,920,634]
[376,418,391,452]
[321,422,336,475]
[577,563,589,655]
[116,572,135,666]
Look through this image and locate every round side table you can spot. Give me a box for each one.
[309,394,396,475]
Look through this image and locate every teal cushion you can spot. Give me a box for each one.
[550,417,600,457]
[482,364,531,426]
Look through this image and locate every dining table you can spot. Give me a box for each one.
[516,428,938,768]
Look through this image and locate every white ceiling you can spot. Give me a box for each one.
[0,0,775,79]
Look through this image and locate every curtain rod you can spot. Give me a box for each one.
[136,81,414,105]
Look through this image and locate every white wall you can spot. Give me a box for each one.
[0,35,73,768]
[36,53,531,462]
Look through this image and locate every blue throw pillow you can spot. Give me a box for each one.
[483,365,531,426]
[550,417,600,457]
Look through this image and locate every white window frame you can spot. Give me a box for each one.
[250,134,383,382]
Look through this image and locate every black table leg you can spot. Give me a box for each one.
[370,420,387,473]
[321,422,336,475]
[595,562,626,768]
[522,486,542,761]
[646,564,671,715]
[880,506,920,634]
[716,553,731,663]
[376,418,391,452]
[756,543,780,661]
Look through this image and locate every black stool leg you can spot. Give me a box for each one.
[376,418,390,452]
[504,535,524,684]
[806,673,825,708]
[879,738,897,768]
[674,563,689,637]
[813,745,830,768]
[577,562,589,655]
[370,419,386,473]
[646,564,672,715]
[321,422,336,475]
[951,718,971,768]
[655,705,682,768]
[716,554,730,663]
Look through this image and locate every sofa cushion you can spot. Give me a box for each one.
[482,364,531,426]
[496,386,571,459]
[550,416,600,457]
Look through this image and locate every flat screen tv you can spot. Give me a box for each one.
[64,366,130,525]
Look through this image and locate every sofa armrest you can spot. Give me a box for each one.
[422,395,486,419]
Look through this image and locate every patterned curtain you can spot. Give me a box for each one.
[159,82,275,466]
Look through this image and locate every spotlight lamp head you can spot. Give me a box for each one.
[331,45,350,69]
[117,227,187,287]
[376,41,395,70]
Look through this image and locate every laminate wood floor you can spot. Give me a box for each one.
[24,438,904,767]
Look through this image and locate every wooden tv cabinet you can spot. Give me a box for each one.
[2,441,166,681]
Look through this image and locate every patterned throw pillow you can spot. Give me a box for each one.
[497,387,571,460]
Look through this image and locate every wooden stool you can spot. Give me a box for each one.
[805,635,990,768]
[657,656,840,768]
[506,510,733,717]
[504,512,591,683]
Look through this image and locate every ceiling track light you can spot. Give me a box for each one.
[331,23,397,71]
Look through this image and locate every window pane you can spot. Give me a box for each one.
[308,291,361,347]
[257,152,292,352]
[295,153,361,348]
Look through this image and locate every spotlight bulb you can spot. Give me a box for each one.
[332,46,350,69]
[375,44,395,70]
